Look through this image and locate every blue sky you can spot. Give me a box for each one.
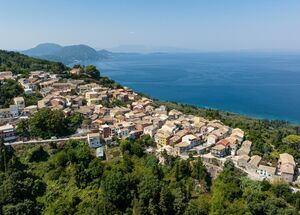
[0,0,300,51]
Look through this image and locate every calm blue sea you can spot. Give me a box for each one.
[88,52,300,123]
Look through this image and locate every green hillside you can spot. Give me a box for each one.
[0,50,68,75]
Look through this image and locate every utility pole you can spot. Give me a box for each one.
[0,150,6,198]
[1,138,8,196]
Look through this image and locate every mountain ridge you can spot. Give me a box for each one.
[21,43,200,64]
[22,43,112,65]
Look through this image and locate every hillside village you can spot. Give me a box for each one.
[0,69,298,185]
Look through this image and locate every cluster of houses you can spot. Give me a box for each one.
[236,141,296,183]
[0,70,298,183]
[0,71,14,83]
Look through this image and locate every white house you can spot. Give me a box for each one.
[24,88,33,95]
[143,125,158,138]
[231,128,244,143]
[117,128,129,139]
[182,134,200,147]
[207,133,218,146]
[0,124,16,142]
[96,146,104,158]
[9,105,19,118]
[257,165,276,179]
[14,97,25,109]
[87,132,102,148]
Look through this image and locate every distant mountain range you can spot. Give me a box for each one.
[22,43,113,65]
[21,43,197,64]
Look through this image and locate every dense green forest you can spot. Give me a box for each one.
[1,138,299,215]
[0,50,68,76]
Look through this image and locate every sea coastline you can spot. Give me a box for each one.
[79,52,300,124]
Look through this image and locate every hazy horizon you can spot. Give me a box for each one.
[1,0,300,51]
[5,42,300,53]
[7,42,300,54]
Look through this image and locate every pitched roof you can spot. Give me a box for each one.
[248,155,262,167]
[281,164,295,174]
[88,132,100,138]
[14,96,25,102]
[258,165,276,175]
[0,124,14,131]
[238,154,250,161]
[212,144,226,151]
[175,141,190,148]
[279,153,295,166]
[217,139,230,146]
[242,140,252,147]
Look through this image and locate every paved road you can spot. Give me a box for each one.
[5,135,88,146]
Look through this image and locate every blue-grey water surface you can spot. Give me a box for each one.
[89,52,300,123]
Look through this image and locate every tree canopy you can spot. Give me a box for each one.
[24,108,82,139]
[0,138,299,214]
[0,50,68,76]
[0,79,23,107]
